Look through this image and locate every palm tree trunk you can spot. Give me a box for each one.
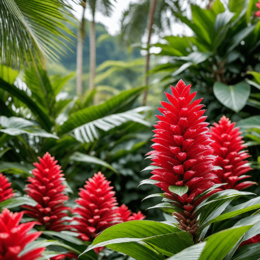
[89,17,96,91]
[76,2,86,96]
[142,0,157,106]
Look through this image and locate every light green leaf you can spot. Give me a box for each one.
[213,81,250,112]
[0,196,36,209]
[0,162,33,175]
[232,243,260,260]
[69,152,118,174]
[236,116,260,131]
[42,231,84,245]
[199,226,252,260]
[167,242,206,260]
[169,185,189,197]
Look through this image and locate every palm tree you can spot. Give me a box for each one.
[85,0,116,92]
[0,0,73,68]
[120,0,174,105]
[77,0,86,95]
[120,0,203,105]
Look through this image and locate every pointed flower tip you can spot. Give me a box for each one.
[0,173,15,203]
[0,209,44,260]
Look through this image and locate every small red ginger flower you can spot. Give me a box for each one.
[210,116,255,190]
[256,1,260,17]
[148,80,219,234]
[23,152,70,231]
[115,204,146,222]
[0,173,14,203]
[0,208,44,260]
[50,252,77,260]
[72,172,117,242]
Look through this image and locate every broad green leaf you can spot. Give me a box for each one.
[71,107,151,143]
[70,152,118,174]
[203,197,260,227]
[42,231,84,245]
[59,87,146,135]
[199,226,252,260]
[236,116,260,131]
[0,78,52,131]
[228,0,247,12]
[247,71,260,84]
[172,62,192,77]
[84,220,179,252]
[169,185,188,197]
[0,196,36,209]
[246,79,260,90]
[232,243,260,260]
[0,65,19,84]
[144,231,194,256]
[167,242,206,260]
[214,11,234,32]
[147,203,183,213]
[213,81,250,112]
[0,162,33,175]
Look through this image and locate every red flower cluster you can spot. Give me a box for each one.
[23,153,69,231]
[0,208,44,260]
[115,204,145,222]
[256,1,260,17]
[0,173,14,203]
[148,80,221,233]
[72,172,117,242]
[210,116,255,190]
[50,252,77,260]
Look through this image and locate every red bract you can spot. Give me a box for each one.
[210,116,255,190]
[0,173,14,203]
[148,80,219,234]
[256,1,260,16]
[115,204,146,222]
[50,252,77,260]
[240,235,260,247]
[72,172,117,242]
[0,208,44,260]
[23,152,70,231]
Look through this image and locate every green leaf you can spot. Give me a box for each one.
[138,179,159,187]
[0,162,33,175]
[236,116,260,131]
[247,71,260,84]
[0,65,19,84]
[144,231,194,256]
[59,87,146,135]
[166,242,206,260]
[232,243,260,260]
[0,196,36,209]
[0,78,52,131]
[70,152,118,174]
[169,185,188,197]
[213,81,250,112]
[228,0,247,12]
[214,11,234,32]
[71,107,151,143]
[0,147,11,158]
[246,79,260,90]
[42,231,85,245]
[84,220,179,252]
[199,226,252,260]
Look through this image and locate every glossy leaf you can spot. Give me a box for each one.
[0,196,36,209]
[70,152,118,174]
[169,185,189,197]
[232,243,260,260]
[213,81,250,112]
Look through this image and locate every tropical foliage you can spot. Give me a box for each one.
[1,0,260,259]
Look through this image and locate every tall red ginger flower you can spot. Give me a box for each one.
[210,116,255,190]
[0,208,44,260]
[148,80,219,234]
[256,1,260,17]
[72,172,117,242]
[50,252,77,260]
[23,152,70,231]
[115,204,145,222]
[0,173,14,203]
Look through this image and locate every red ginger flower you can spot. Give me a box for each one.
[0,208,44,260]
[0,173,14,203]
[240,235,260,247]
[50,252,77,260]
[23,152,70,231]
[148,80,219,234]
[115,204,146,222]
[210,116,255,190]
[72,172,117,242]
[256,1,260,17]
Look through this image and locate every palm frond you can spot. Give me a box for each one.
[0,0,74,68]
[72,107,151,143]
